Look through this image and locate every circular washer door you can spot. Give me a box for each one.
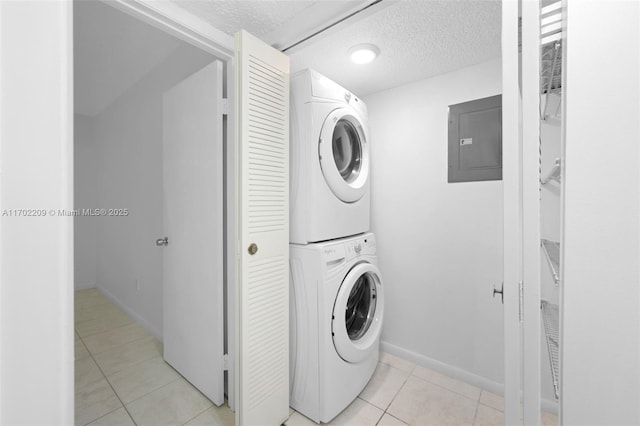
[319,107,369,203]
[332,262,384,363]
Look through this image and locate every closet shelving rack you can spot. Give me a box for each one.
[541,2,562,81]
[541,239,560,285]
[539,0,563,403]
[541,300,560,399]
[541,158,561,185]
[541,1,563,119]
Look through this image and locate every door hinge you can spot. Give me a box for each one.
[223,353,229,370]
[518,280,524,323]
[222,98,230,116]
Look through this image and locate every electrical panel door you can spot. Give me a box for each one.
[448,94,502,183]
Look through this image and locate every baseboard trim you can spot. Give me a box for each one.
[96,285,163,341]
[380,341,559,415]
[75,282,96,290]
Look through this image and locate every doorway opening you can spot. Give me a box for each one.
[72,2,232,424]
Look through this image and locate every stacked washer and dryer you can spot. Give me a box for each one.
[289,69,385,423]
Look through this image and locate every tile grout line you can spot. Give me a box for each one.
[180,403,216,426]
[377,355,505,425]
[380,370,412,426]
[118,375,183,406]
[83,405,129,426]
[408,369,482,403]
[83,333,158,361]
[410,372,483,424]
[77,311,139,426]
[370,358,416,424]
[472,381,482,424]
[383,370,412,412]
[478,389,506,414]
[381,412,410,426]
[75,295,136,338]
[82,337,175,422]
[87,353,138,425]
[77,319,143,343]
[76,317,137,340]
[472,398,481,424]
[77,295,205,425]
[76,337,91,361]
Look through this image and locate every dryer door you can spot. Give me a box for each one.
[319,108,369,203]
[332,262,384,363]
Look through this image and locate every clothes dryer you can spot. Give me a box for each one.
[289,232,384,422]
[290,69,370,244]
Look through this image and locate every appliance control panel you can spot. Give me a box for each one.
[345,234,376,259]
[309,69,365,114]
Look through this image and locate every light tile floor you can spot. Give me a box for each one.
[287,351,559,426]
[74,289,234,426]
[76,288,558,426]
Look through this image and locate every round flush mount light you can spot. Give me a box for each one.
[348,44,380,65]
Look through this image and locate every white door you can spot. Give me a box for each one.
[234,30,290,426]
[162,60,225,405]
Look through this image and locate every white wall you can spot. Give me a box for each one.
[562,1,640,425]
[75,114,98,290]
[365,59,505,389]
[0,1,73,423]
[86,45,213,338]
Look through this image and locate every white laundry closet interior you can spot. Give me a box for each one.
[284,0,638,423]
[2,0,639,424]
[288,0,514,407]
[287,1,639,423]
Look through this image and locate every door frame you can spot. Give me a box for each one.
[503,1,546,423]
[101,2,239,409]
[0,2,74,423]
[521,1,542,424]
[501,0,523,424]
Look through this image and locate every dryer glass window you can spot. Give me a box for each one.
[332,120,362,183]
[345,272,377,341]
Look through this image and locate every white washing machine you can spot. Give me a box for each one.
[290,69,370,244]
[289,233,384,423]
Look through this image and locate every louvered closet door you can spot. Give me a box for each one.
[234,30,290,426]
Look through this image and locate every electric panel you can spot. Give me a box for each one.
[448,95,502,183]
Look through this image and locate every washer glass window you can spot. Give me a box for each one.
[345,272,377,341]
[332,119,362,184]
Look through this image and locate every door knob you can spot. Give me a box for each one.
[156,237,169,247]
[247,243,258,255]
[493,282,504,304]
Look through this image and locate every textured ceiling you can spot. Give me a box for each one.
[75,0,502,114]
[288,0,502,97]
[74,1,183,116]
[166,0,369,49]
[166,0,318,36]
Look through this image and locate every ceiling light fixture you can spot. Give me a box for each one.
[348,44,380,65]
